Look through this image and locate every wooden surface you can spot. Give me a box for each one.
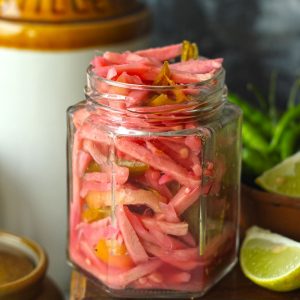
[70,267,300,300]
[37,277,64,300]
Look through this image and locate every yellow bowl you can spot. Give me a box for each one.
[0,231,48,300]
[240,184,300,241]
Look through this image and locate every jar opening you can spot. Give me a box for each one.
[87,64,225,91]
[83,57,227,131]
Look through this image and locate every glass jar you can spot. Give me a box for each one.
[67,64,242,298]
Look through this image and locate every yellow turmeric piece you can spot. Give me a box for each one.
[151,61,187,104]
[148,94,174,107]
[82,207,110,223]
[153,61,173,86]
[86,161,101,173]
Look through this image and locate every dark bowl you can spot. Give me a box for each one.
[240,184,300,241]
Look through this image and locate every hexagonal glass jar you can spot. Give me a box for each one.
[67,65,242,298]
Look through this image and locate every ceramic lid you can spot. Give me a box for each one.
[0,0,142,22]
[0,0,151,49]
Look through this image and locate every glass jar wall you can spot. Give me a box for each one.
[67,64,242,298]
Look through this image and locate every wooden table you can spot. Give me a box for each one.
[37,277,64,300]
[70,266,300,300]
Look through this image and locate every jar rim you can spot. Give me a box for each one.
[87,63,225,92]
[85,59,226,127]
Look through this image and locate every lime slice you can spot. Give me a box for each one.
[240,226,300,291]
[255,151,300,198]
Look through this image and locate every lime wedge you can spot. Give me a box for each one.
[255,151,300,198]
[240,226,300,291]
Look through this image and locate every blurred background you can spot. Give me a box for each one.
[146,0,300,106]
[0,0,299,296]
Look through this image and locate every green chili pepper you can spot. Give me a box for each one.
[242,148,278,177]
[247,83,268,112]
[242,121,270,154]
[117,159,149,176]
[181,40,199,61]
[287,78,300,109]
[279,125,300,160]
[268,70,279,124]
[269,103,300,151]
[228,93,273,137]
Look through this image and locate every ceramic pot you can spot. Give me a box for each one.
[0,231,47,300]
[241,184,300,241]
[0,0,151,290]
